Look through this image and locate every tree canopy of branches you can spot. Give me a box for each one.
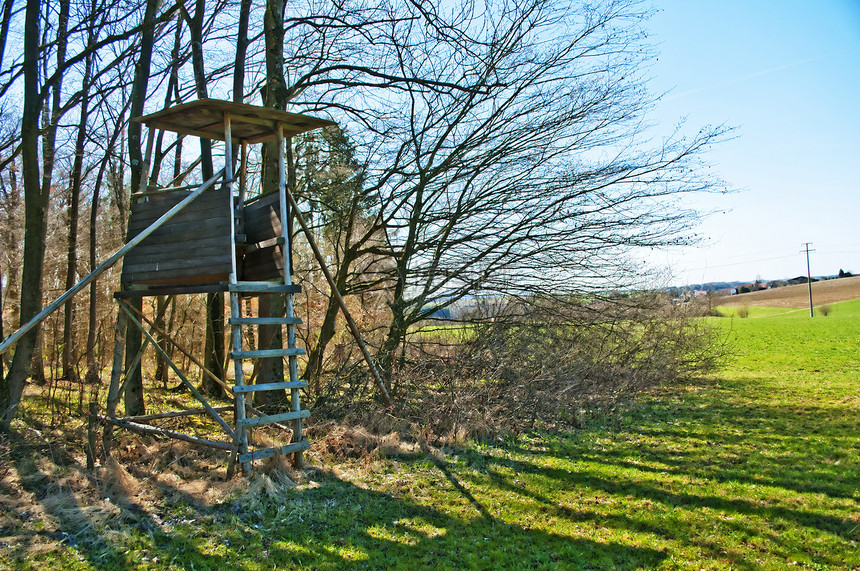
[273,0,730,373]
[0,0,729,429]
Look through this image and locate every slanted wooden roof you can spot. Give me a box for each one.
[135,98,336,144]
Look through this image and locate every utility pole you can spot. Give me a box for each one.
[801,242,815,317]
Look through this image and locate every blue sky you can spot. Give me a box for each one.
[643,0,860,285]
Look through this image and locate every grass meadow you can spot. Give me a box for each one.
[2,300,858,569]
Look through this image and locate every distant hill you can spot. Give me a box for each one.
[715,275,860,307]
[667,281,743,295]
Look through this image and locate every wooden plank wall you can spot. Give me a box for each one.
[242,193,284,282]
[120,189,286,288]
[121,189,233,286]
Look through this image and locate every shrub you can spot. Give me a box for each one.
[316,294,731,442]
[818,304,832,317]
[736,306,750,318]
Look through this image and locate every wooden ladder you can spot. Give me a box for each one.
[222,114,310,472]
[228,282,310,469]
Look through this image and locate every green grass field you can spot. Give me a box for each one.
[4,301,859,569]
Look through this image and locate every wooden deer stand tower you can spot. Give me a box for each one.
[105,99,335,474]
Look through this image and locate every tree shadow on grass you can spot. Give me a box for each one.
[500,379,858,503]
[217,470,667,570]
[1,432,666,570]
[467,451,852,560]
[597,393,856,502]
[2,436,230,570]
[437,377,859,568]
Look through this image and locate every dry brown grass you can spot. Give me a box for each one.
[716,275,860,307]
[0,427,285,562]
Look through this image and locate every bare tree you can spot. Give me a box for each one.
[123,0,162,417]
[272,0,730,381]
[1,0,48,430]
[61,10,98,383]
[86,78,135,384]
[0,142,21,382]
[295,125,389,388]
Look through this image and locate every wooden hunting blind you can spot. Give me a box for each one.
[0,98,390,476]
[121,100,334,289]
[108,99,335,474]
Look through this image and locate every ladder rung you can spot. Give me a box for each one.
[228,282,301,294]
[231,348,306,359]
[228,316,302,326]
[238,440,310,464]
[239,409,310,428]
[232,380,308,393]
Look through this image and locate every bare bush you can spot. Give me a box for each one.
[818,304,832,317]
[314,294,729,443]
[736,306,750,318]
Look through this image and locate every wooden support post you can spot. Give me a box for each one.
[225,111,249,477]
[277,124,304,468]
[228,290,247,477]
[118,300,236,440]
[103,311,127,458]
[225,113,237,282]
[86,401,98,471]
[286,190,394,408]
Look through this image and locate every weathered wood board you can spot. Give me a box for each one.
[121,187,286,287]
[121,189,233,286]
[242,193,284,282]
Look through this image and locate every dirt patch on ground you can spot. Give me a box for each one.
[716,275,860,307]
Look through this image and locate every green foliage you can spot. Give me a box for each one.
[295,125,370,237]
[716,304,804,318]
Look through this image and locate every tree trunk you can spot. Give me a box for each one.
[151,14,183,390]
[0,0,13,71]
[63,45,93,383]
[201,292,225,395]
[28,0,71,388]
[1,0,48,431]
[303,250,354,388]
[0,276,4,383]
[233,0,251,105]
[303,296,339,389]
[181,0,225,397]
[85,125,125,384]
[252,0,290,408]
[255,293,287,410]
[123,0,161,417]
[153,296,169,387]
[85,170,102,384]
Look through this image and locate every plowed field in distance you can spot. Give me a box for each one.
[716,275,860,307]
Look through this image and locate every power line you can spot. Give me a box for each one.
[676,247,859,273]
[683,254,797,271]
